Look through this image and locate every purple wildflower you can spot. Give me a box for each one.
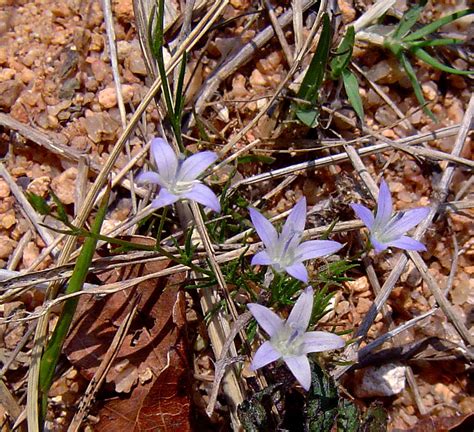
[137,137,220,212]
[248,286,345,391]
[351,180,429,253]
[249,197,343,283]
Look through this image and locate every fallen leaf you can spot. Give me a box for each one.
[407,413,474,432]
[64,236,187,390]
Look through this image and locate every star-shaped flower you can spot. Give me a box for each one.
[351,180,430,253]
[249,197,343,283]
[248,286,345,391]
[137,137,220,212]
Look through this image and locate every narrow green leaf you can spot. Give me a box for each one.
[49,189,69,224]
[174,51,187,122]
[297,13,332,103]
[412,47,473,75]
[295,107,320,128]
[26,192,51,216]
[330,26,355,79]
[39,187,110,422]
[408,37,464,49]
[392,0,427,40]
[404,8,474,42]
[342,69,364,122]
[399,52,435,120]
[237,154,276,165]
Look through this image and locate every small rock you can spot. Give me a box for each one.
[355,363,406,398]
[356,297,372,315]
[338,0,356,23]
[113,0,134,22]
[98,84,134,108]
[346,276,369,293]
[51,167,78,205]
[27,176,51,197]
[366,59,405,84]
[0,235,15,259]
[0,209,16,229]
[0,68,16,81]
[116,40,131,61]
[0,179,10,198]
[0,80,24,111]
[22,241,40,268]
[82,111,120,143]
[127,45,147,76]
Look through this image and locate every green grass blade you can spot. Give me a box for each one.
[297,13,332,103]
[399,52,435,120]
[408,37,464,48]
[38,187,110,421]
[152,0,183,151]
[330,26,355,79]
[342,69,364,122]
[392,0,427,40]
[404,8,474,42]
[174,52,187,123]
[412,47,473,75]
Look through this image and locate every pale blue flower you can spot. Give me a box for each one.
[248,286,345,391]
[351,180,429,253]
[137,137,220,212]
[250,197,343,283]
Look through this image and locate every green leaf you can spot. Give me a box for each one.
[392,0,427,40]
[330,26,355,79]
[297,13,332,103]
[408,37,464,49]
[337,399,359,432]
[237,154,276,165]
[174,51,187,122]
[404,8,474,42]
[342,69,364,122]
[26,192,51,216]
[39,187,110,423]
[295,107,320,128]
[412,47,473,75]
[398,52,435,120]
[305,362,339,432]
[49,189,69,224]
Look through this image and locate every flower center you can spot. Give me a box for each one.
[271,322,304,357]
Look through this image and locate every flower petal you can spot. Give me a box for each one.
[287,286,314,331]
[296,240,343,261]
[177,151,218,182]
[375,180,393,227]
[151,138,178,183]
[151,189,179,209]
[300,331,345,354]
[248,303,283,337]
[281,197,307,241]
[385,235,427,252]
[384,207,430,239]
[251,251,273,266]
[371,236,388,254]
[249,207,278,250]
[283,355,312,391]
[136,171,163,186]
[285,262,309,283]
[182,183,221,212]
[250,341,282,370]
[350,203,374,230]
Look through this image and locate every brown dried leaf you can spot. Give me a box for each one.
[407,413,474,432]
[64,236,186,390]
[96,273,192,431]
